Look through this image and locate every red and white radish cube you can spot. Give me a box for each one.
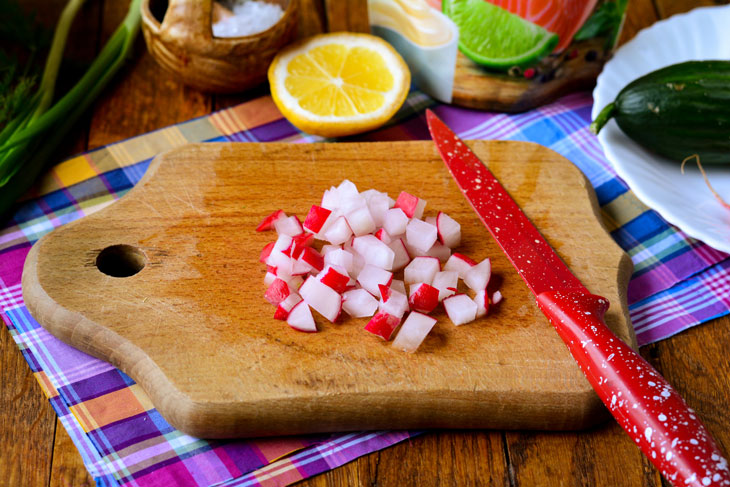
[443,252,477,279]
[274,215,303,236]
[436,211,461,248]
[352,235,395,270]
[318,265,352,294]
[320,186,339,211]
[394,191,426,219]
[299,276,342,323]
[303,205,332,233]
[473,289,489,318]
[406,218,438,253]
[464,258,491,291]
[383,208,408,236]
[299,247,324,272]
[388,238,411,271]
[404,256,440,285]
[378,286,409,319]
[265,278,291,305]
[364,311,401,340]
[345,205,376,236]
[260,241,275,263]
[432,271,458,301]
[392,312,437,353]
[323,216,352,245]
[256,209,286,232]
[492,290,503,305]
[408,282,439,313]
[374,228,392,244]
[357,264,393,296]
[324,248,354,273]
[443,294,478,326]
[287,301,317,332]
[342,289,378,318]
[274,292,302,320]
[264,271,277,287]
[290,257,313,276]
[364,191,391,227]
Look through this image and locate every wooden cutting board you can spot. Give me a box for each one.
[22,141,634,439]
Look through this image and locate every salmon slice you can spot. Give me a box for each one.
[484,0,598,51]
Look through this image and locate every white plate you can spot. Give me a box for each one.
[592,6,730,253]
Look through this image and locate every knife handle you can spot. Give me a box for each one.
[536,289,730,487]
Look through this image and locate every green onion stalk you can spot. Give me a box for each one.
[0,0,142,218]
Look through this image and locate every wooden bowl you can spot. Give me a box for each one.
[141,0,299,93]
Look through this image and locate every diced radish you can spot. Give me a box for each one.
[287,275,304,290]
[406,219,438,253]
[264,271,277,287]
[299,247,324,272]
[274,215,303,236]
[443,294,478,326]
[357,264,393,296]
[388,238,411,271]
[364,311,401,340]
[320,244,340,257]
[319,265,351,294]
[436,211,461,248]
[323,216,352,245]
[342,289,378,318]
[383,208,408,236]
[348,246,367,279]
[378,287,409,319]
[443,252,477,279]
[337,179,360,202]
[425,241,451,262]
[345,205,376,236]
[352,235,395,270]
[260,241,275,263]
[324,248,354,274]
[364,191,391,227]
[474,289,489,318]
[492,290,503,305]
[299,276,342,322]
[403,256,440,285]
[290,258,313,276]
[464,258,491,291]
[390,279,406,295]
[408,283,439,313]
[256,209,286,232]
[275,293,303,320]
[321,187,339,211]
[286,301,317,332]
[394,191,426,219]
[265,278,290,305]
[432,271,458,301]
[374,228,392,244]
[392,312,437,353]
[303,205,332,234]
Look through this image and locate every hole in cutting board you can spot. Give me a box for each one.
[96,245,146,277]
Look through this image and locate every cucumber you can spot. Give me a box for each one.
[591,60,730,165]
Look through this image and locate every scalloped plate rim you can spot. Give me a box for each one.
[592,5,730,254]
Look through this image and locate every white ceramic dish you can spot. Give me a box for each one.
[592,5,730,253]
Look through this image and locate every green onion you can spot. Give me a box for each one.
[0,0,142,217]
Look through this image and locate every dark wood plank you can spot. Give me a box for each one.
[0,324,57,486]
[323,0,370,33]
[653,0,723,18]
[49,422,95,487]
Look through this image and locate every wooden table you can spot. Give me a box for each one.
[2,1,729,485]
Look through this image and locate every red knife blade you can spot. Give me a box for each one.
[426,109,730,487]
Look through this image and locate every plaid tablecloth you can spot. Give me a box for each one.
[2,90,728,486]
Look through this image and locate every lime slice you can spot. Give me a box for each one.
[443,0,559,70]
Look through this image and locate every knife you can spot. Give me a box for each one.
[425,109,730,487]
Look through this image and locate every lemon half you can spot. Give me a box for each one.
[268,33,411,137]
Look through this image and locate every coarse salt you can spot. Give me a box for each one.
[213,0,284,38]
